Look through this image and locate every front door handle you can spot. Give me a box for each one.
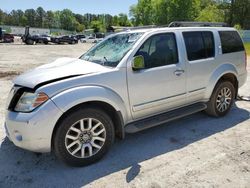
[174,69,185,76]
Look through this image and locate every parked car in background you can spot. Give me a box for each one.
[0,28,14,43]
[32,34,51,44]
[80,36,102,43]
[2,33,14,43]
[51,35,78,44]
[74,34,86,41]
[21,26,50,45]
[4,22,247,167]
[95,33,105,39]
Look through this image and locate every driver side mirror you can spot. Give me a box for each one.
[132,55,145,71]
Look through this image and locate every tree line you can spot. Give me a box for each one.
[130,0,250,29]
[0,7,131,33]
[0,0,249,33]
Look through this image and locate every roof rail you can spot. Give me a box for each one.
[124,25,158,30]
[112,22,228,33]
[168,21,228,27]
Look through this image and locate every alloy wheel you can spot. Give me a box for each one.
[65,118,106,158]
[216,87,232,112]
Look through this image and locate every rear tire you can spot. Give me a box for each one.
[26,39,34,45]
[55,39,60,44]
[205,81,235,117]
[54,107,114,167]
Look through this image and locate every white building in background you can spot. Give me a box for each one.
[10,26,50,35]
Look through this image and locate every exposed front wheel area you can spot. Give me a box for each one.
[54,107,114,167]
[65,118,106,158]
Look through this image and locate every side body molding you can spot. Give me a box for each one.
[205,63,238,100]
[51,86,128,123]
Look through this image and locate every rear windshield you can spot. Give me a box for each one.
[219,31,244,54]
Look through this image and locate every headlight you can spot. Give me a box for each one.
[15,92,49,112]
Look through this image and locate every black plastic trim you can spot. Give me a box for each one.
[33,75,82,90]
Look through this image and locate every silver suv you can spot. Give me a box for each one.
[5,26,247,166]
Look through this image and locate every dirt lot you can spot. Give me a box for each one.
[0,43,249,188]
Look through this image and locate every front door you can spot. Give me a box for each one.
[127,32,187,119]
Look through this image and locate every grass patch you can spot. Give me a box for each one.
[244,43,250,56]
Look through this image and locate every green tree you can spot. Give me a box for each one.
[130,0,154,25]
[200,0,216,9]
[231,0,250,29]
[24,9,36,27]
[112,15,119,26]
[90,20,104,33]
[216,0,250,29]
[74,14,85,25]
[196,4,224,22]
[44,10,55,28]
[104,14,113,28]
[0,9,4,24]
[17,10,27,26]
[53,11,61,28]
[76,22,85,32]
[8,10,26,26]
[36,7,46,28]
[168,0,200,22]
[153,0,170,25]
[118,13,131,26]
[59,9,77,31]
[130,0,201,26]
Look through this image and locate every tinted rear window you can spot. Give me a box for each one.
[219,31,244,54]
[183,31,215,61]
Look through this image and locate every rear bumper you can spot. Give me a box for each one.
[4,99,63,153]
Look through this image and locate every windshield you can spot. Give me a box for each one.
[80,32,144,67]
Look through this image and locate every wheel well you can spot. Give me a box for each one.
[51,101,124,150]
[217,73,238,98]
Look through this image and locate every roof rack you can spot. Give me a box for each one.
[168,21,228,27]
[124,25,158,30]
[112,22,228,32]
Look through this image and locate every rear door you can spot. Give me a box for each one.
[182,31,218,103]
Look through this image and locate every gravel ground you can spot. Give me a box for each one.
[0,43,249,188]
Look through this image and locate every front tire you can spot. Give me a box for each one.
[54,107,114,167]
[205,81,235,117]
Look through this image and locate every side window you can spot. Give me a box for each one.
[203,32,215,58]
[183,31,215,61]
[135,33,178,69]
[219,31,244,54]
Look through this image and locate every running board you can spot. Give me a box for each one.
[125,103,207,133]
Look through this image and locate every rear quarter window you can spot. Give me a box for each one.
[219,31,244,54]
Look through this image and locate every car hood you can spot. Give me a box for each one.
[14,57,110,88]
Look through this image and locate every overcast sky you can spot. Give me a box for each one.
[0,0,138,15]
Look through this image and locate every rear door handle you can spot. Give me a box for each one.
[174,69,185,76]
